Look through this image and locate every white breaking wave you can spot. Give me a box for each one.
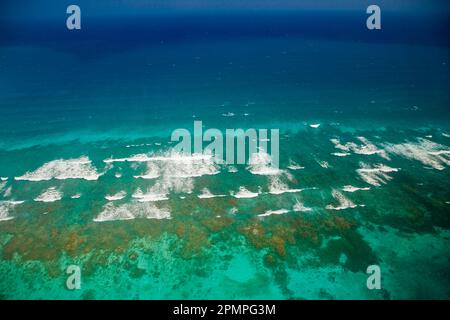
[332,152,351,157]
[293,199,312,212]
[383,138,450,170]
[117,151,220,197]
[71,193,81,199]
[158,153,220,178]
[227,166,238,173]
[330,138,350,151]
[94,201,170,222]
[331,137,389,160]
[105,191,127,201]
[247,151,282,175]
[34,187,62,202]
[1,177,7,181]
[342,185,371,193]
[317,160,330,169]
[115,172,122,178]
[356,163,399,187]
[104,154,154,163]
[232,187,259,199]
[132,187,169,202]
[258,209,290,217]
[326,190,357,210]
[110,152,220,178]
[222,112,235,117]
[125,143,153,148]
[442,133,450,138]
[0,201,23,221]
[198,188,226,199]
[268,176,302,195]
[287,160,304,170]
[16,156,102,181]
[309,124,321,128]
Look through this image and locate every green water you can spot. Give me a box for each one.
[1,122,449,299]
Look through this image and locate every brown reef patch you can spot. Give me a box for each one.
[201,216,234,232]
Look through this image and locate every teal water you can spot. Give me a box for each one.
[1,13,450,300]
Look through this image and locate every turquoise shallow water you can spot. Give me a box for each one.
[1,13,450,299]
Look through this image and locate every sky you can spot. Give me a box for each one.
[1,0,449,19]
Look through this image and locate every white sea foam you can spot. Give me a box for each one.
[0,201,23,221]
[114,151,220,198]
[326,190,357,210]
[71,193,81,199]
[331,137,389,160]
[317,160,330,169]
[428,150,450,156]
[384,138,450,170]
[287,160,304,170]
[332,152,351,157]
[0,203,13,221]
[1,177,7,181]
[134,162,160,179]
[105,191,127,201]
[16,156,102,181]
[268,176,302,195]
[198,188,226,199]
[443,133,450,138]
[229,207,238,214]
[4,200,24,205]
[330,138,350,151]
[293,199,312,212]
[109,152,220,178]
[125,143,153,148]
[309,124,321,128]
[258,209,290,217]
[342,185,371,193]
[247,151,282,175]
[356,163,399,187]
[115,172,122,178]
[93,201,170,222]
[232,187,259,199]
[159,153,220,178]
[132,187,169,202]
[227,166,238,173]
[34,187,62,202]
[3,186,12,197]
[104,154,154,163]
[356,137,389,159]
[0,181,6,192]
[285,171,295,182]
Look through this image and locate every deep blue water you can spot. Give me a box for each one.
[1,12,449,147]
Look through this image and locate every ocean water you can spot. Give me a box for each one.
[0,12,450,299]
